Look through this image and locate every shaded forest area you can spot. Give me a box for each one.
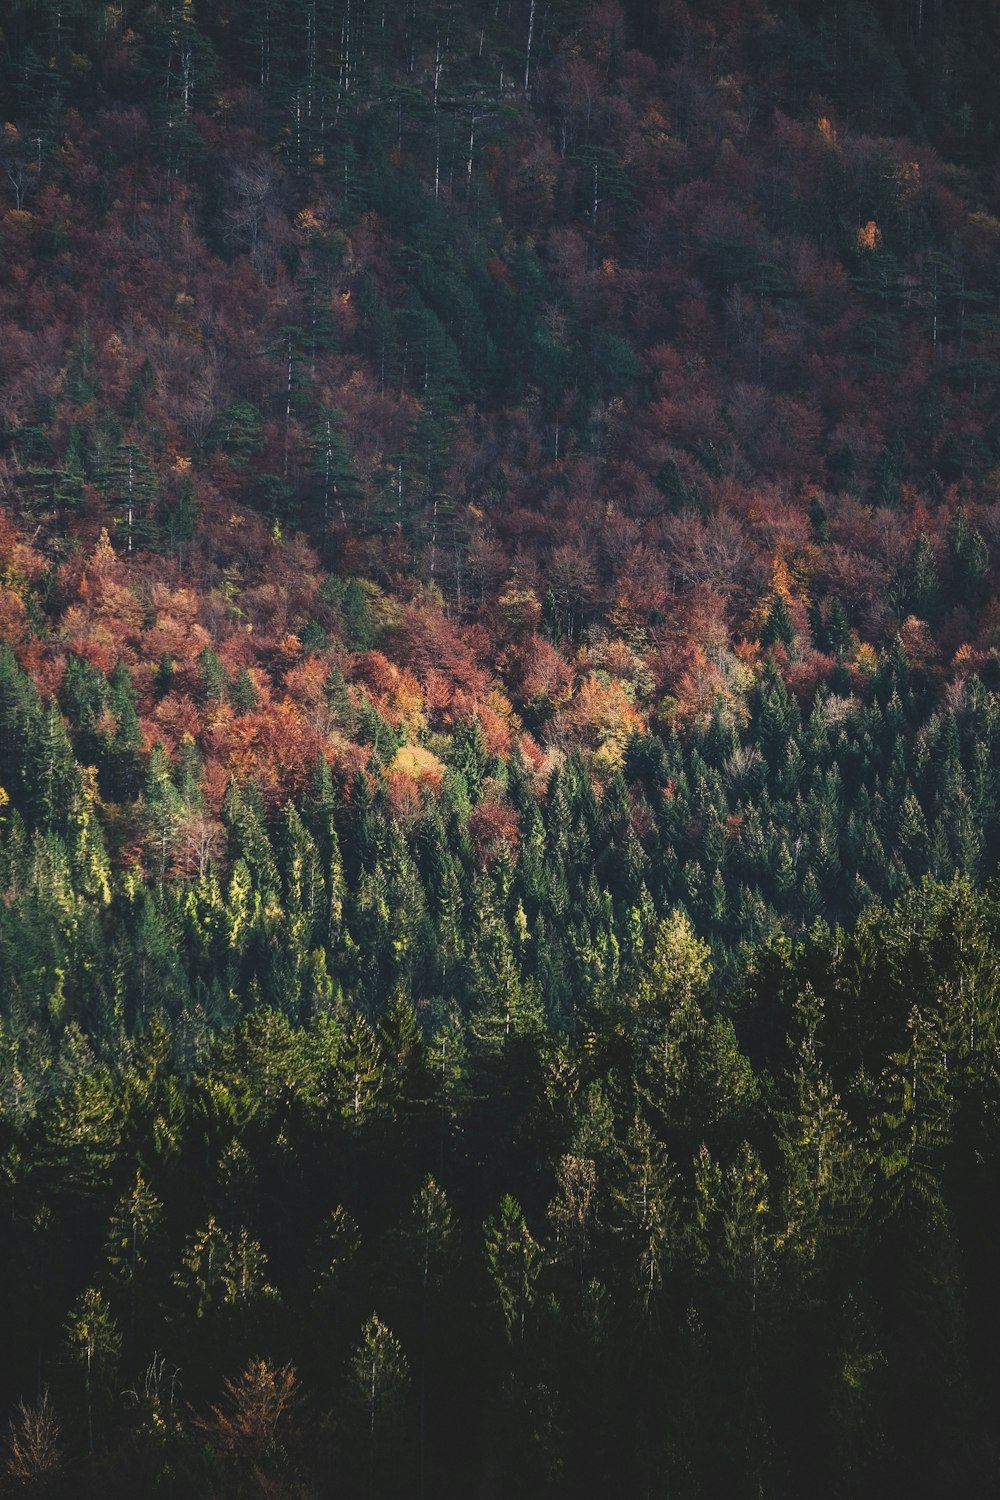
[3,0,1000,1494]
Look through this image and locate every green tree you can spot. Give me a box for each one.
[350,1313,411,1489]
[760,591,796,650]
[311,1204,362,1322]
[484,1195,542,1343]
[311,407,362,541]
[341,578,376,650]
[776,988,868,1282]
[948,509,989,609]
[29,701,81,837]
[609,1117,679,1319]
[891,534,941,622]
[64,1287,122,1455]
[105,1169,165,1344]
[230,668,259,714]
[105,441,158,553]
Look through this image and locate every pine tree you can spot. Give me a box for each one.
[28,701,81,836]
[222,782,280,895]
[60,653,109,767]
[891,534,941,623]
[349,1314,411,1490]
[760,591,796,650]
[105,1170,165,1345]
[230,668,259,714]
[447,716,490,802]
[311,1204,362,1318]
[311,407,363,542]
[547,1153,597,1291]
[609,1117,679,1320]
[173,1215,239,1321]
[0,644,41,802]
[142,744,183,880]
[102,663,143,803]
[335,1016,386,1129]
[948,509,989,609]
[876,1005,952,1226]
[484,1195,542,1343]
[64,1288,122,1455]
[776,988,868,1282]
[826,597,854,657]
[340,578,376,650]
[397,1173,457,1495]
[613,907,712,1064]
[137,0,217,176]
[199,647,229,704]
[105,441,158,553]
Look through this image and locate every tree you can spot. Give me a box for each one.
[891,534,941,623]
[335,1016,386,1128]
[103,662,143,802]
[341,578,376,650]
[200,647,229,704]
[28,701,81,837]
[197,1359,301,1470]
[211,401,266,467]
[105,440,158,553]
[349,1313,411,1489]
[141,744,184,880]
[0,644,41,803]
[3,1392,63,1487]
[400,1173,456,1300]
[948,509,989,609]
[609,1117,679,1319]
[39,1053,123,1201]
[64,1287,122,1455]
[397,1174,457,1499]
[873,1004,967,1476]
[876,1005,952,1226]
[776,988,868,1281]
[172,1214,277,1337]
[694,1136,778,1448]
[760,590,796,650]
[230,667,259,714]
[311,407,362,542]
[311,1204,362,1321]
[484,1195,542,1343]
[610,908,716,1090]
[105,1169,164,1344]
[138,0,217,176]
[547,1153,597,1290]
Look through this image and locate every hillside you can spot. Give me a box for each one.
[2,2,1000,1496]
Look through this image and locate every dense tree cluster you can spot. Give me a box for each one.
[1,0,1000,650]
[3,551,1000,1494]
[3,0,1000,1494]
[2,853,1000,1496]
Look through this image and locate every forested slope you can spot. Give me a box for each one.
[2,1,1000,1495]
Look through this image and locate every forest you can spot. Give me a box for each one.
[2,0,1000,1494]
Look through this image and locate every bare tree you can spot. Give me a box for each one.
[5,1391,64,1486]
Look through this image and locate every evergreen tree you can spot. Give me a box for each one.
[341,579,376,650]
[64,1288,122,1456]
[609,1117,679,1320]
[349,1313,411,1490]
[948,509,990,609]
[484,1195,542,1344]
[891,534,942,622]
[105,1170,165,1346]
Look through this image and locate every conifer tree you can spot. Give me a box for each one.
[609,1117,679,1319]
[64,1288,122,1455]
[484,1195,542,1344]
[105,1170,165,1345]
[350,1314,411,1490]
